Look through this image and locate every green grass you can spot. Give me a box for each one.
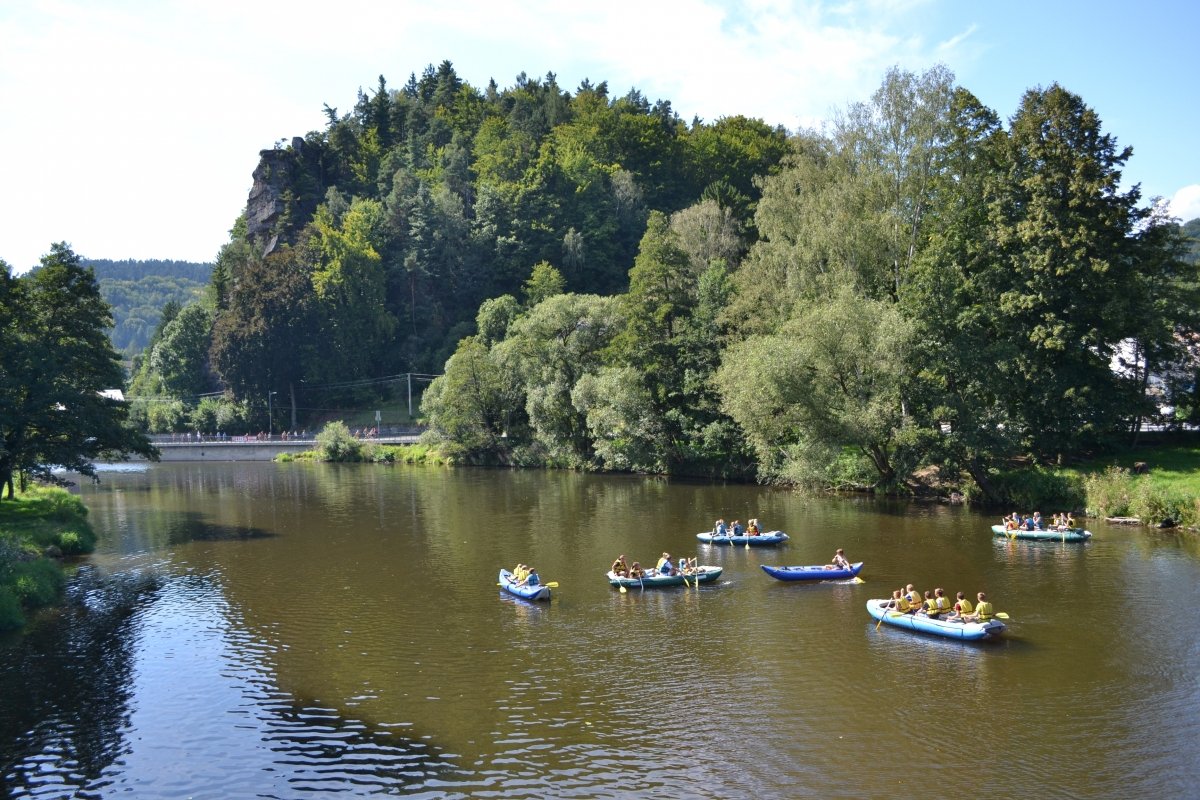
[0,486,96,630]
[1061,443,1200,498]
[1053,441,1200,527]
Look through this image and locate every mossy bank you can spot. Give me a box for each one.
[0,487,97,632]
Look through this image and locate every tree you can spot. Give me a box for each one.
[492,293,623,465]
[209,245,315,428]
[421,337,519,458]
[718,288,916,488]
[522,261,565,307]
[0,244,157,498]
[988,84,1148,459]
[147,303,214,398]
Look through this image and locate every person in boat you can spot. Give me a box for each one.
[731,520,744,536]
[1003,512,1020,530]
[934,587,953,615]
[947,591,974,621]
[1066,512,1077,530]
[826,548,851,570]
[714,518,728,537]
[516,568,539,587]
[677,556,689,575]
[611,554,629,576]
[747,518,761,535]
[628,561,645,579]
[964,592,994,622]
[887,589,913,613]
[920,590,941,617]
[656,552,674,575]
[1032,511,1044,530]
[904,584,921,608]
[511,564,528,582]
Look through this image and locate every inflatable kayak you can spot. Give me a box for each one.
[866,599,1005,640]
[499,569,551,601]
[607,566,723,589]
[991,524,1091,542]
[762,562,863,581]
[696,531,789,546]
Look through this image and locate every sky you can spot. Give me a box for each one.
[2,0,1198,273]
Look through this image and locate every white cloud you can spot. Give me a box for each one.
[1169,185,1200,224]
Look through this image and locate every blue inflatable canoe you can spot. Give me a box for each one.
[762,562,863,581]
[499,569,551,602]
[991,524,1091,542]
[866,599,1004,641]
[696,531,789,546]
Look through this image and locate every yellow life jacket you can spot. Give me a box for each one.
[896,597,912,612]
[611,560,627,574]
[936,596,953,613]
[956,598,974,615]
[975,601,994,620]
[925,598,940,615]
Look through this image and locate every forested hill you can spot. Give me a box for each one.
[86,258,211,358]
[126,60,791,432]
[127,61,1200,501]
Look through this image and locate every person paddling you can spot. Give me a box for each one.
[611,554,629,576]
[827,548,850,570]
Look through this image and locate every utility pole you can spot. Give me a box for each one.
[407,373,413,419]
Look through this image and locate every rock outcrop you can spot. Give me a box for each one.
[245,137,306,256]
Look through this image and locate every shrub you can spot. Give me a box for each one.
[56,530,91,555]
[314,421,363,462]
[1083,466,1135,518]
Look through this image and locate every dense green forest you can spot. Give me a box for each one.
[86,259,211,358]
[124,61,1200,503]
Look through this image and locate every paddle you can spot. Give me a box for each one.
[875,600,892,631]
[619,582,627,594]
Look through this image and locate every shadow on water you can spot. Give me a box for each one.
[0,565,155,794]
[162,513,278,545]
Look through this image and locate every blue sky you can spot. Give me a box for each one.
[2,0,1197,272]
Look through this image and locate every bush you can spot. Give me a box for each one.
[56,530,90,555]
[315,421,364,462]
[1083,466,1134,518]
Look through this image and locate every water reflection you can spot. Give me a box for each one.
[0,567,151,797]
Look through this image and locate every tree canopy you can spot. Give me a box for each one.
[1,245,157,498]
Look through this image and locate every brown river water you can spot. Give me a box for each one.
[2,462,1199,799]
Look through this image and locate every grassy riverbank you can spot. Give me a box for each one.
[0,487,96,631]
[1061,441,1200,528]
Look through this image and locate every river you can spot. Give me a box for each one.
[2,462,1199,799]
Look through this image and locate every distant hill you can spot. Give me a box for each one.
[1183,217,1200,265]
[85,258,212,358]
